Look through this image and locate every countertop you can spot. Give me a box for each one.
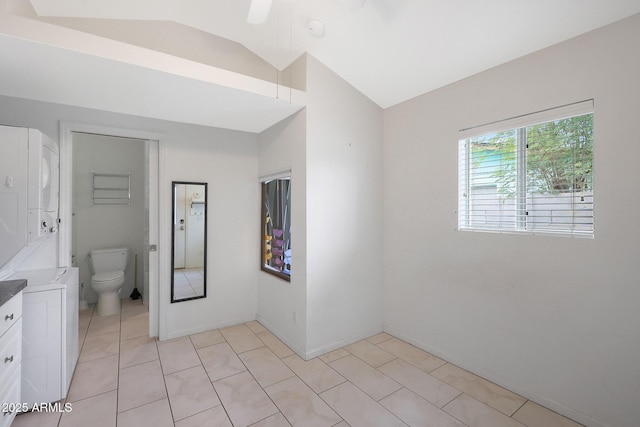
[8,268,75,294]
[0,279,27,307]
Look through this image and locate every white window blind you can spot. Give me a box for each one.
[458,100,594,237]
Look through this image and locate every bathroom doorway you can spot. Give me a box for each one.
[71,133,145,308]
[59,123,160,337]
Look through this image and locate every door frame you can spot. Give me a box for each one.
[59,122,163,337]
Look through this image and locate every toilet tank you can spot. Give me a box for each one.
[89,247,129,273]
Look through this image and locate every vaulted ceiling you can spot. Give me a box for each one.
[1,0,639,132]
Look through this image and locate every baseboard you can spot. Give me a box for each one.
[304,326,384,360]
[162,316,255,341]
[383,326,606,427]
[255,315,306,358]
[254,316,384,360]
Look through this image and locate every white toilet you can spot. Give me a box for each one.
[88,247,129,316]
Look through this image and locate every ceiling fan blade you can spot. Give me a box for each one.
[247,0,272,24]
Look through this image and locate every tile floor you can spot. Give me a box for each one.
[12,299,583,427]
[173,268,205,300]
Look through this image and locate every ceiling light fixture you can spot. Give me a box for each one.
[247,0,272,24]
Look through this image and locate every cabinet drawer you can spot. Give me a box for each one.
[0,365,21,427]
[0,318,21,387]
[0,292,22,338]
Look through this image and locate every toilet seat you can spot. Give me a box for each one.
[92,270,124,284]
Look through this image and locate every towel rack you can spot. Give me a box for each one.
[92,172,131,205]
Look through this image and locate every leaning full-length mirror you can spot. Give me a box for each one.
[171,181,207,302]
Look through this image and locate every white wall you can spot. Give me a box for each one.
[257,111,308,356]
[161,126,259,338]
[383,14,640,427]
[72,133,145,304]
[257,55,384,360]
[0,95,260,340]
[305,55,384,358]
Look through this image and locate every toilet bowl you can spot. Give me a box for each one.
[88,247,129,316]
[92,270,125,316]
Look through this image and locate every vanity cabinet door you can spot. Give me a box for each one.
[22,289,62,405]
[0,291,22,427]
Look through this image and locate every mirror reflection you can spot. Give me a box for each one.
[171,181,207,302]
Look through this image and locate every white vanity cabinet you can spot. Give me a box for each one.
[10,268,78,407]
[21,288,62,405]
[0,290,23,427]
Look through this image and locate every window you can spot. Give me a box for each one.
[262,178,291,280]
[458,101,594,237]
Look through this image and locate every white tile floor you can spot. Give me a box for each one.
[12,299,583,427]
[173,269,205,300]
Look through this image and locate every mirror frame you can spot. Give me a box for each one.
[261,178,291,281]
[171,181,207,303]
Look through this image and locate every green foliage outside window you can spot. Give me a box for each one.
[471,114,593,196]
